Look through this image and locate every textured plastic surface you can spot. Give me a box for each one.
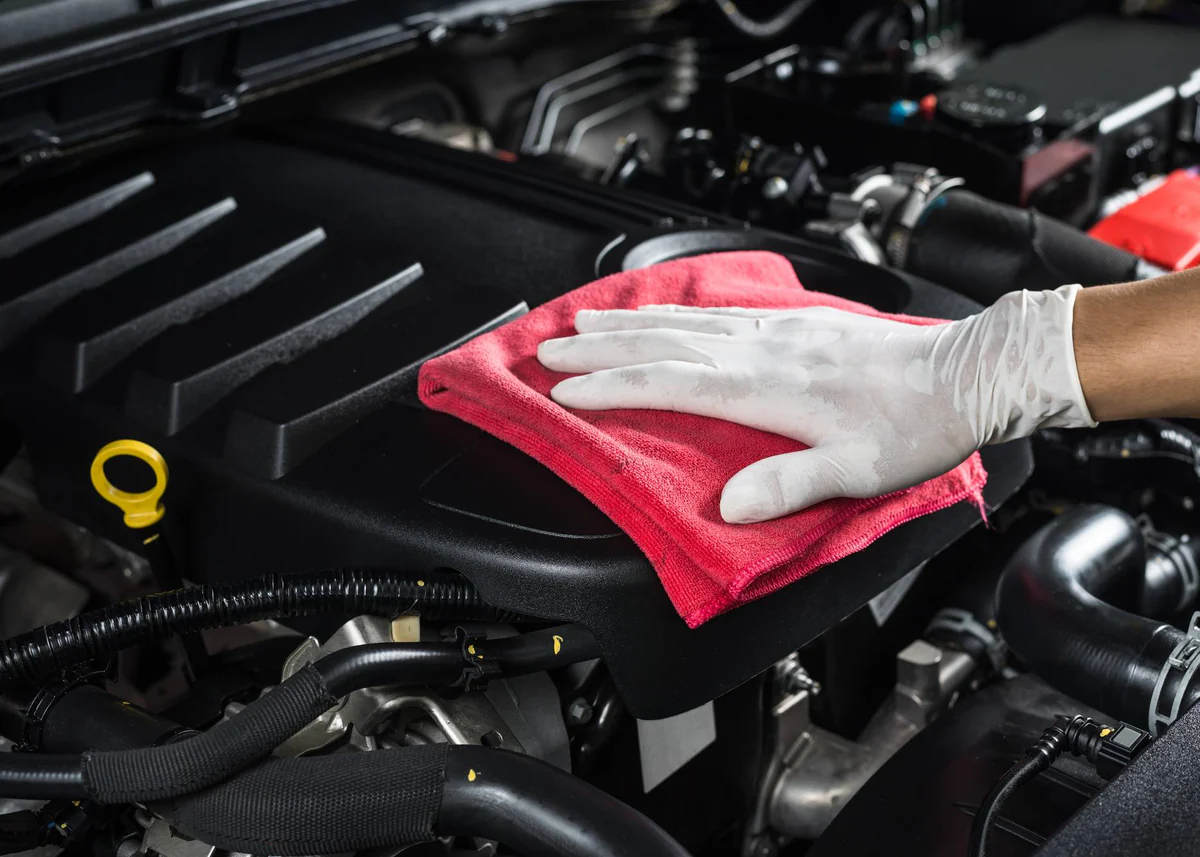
[809,676,1108,857]
[0,121,1031,717]
[1089,170,1200,271]
[0,0,666,166]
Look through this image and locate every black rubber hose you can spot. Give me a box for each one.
[996,505,1200,730]
[0,568,522,691]
[161,745,690,857]
[711,0,817,39]
[0,625,597,802]
[474,624,601,672]
[165,746,450,854]
[905,189,1152,304]
[315,625,599,695]
[0,753,84,800]
[440,745,691,857]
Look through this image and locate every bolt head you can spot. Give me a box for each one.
[566,697,594,726]
[762,176,789,199]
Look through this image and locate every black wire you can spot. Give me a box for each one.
[710,0,817,39]
[968,754,1050,857]
[0,569,524,691]
[969,716,1108,857]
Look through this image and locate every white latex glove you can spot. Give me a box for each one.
[537,285,1096,524]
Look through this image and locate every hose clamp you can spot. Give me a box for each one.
[1142,522,1200,612]
[451,627,502,693]
[925,607,1006,673]
[880,168,965,269]
[1148,611,1200,736]
[13,667,107,753]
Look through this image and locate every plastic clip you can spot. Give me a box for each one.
[1148,611,1200,736]
[451,627,501,693]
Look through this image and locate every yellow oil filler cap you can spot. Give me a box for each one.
[90,440,168,529]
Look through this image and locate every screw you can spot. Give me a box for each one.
[762,176,789,199]
[426,24,449,44]
[778,654,821,695]
[566,697,594,726]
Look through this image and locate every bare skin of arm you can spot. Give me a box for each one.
[1073,267,1200,421]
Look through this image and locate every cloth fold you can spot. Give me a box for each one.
[418,252,987,627]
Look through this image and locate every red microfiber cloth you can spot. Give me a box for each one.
[418,251,987,627]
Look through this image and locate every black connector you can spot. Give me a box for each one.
[1093,722,1153,780]
[968,715,1151,857]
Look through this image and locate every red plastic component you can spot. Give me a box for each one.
[919,93,938,121]
[1089,170,1200,270]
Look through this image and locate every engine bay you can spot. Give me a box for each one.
[1,0,1200,855]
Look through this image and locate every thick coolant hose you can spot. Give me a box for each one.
[162,745,690,857]
[0,568,522,691]
[905,189,1155,304]
[439,745,690,857]
[996,505,1200,731]
[0,626,598,802]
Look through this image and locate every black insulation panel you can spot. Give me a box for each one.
[0,122,1031,717]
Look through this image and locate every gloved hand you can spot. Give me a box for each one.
[538,284,1096,523]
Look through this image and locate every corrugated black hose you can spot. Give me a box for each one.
[0,625,598,802]
[0,569,524,691]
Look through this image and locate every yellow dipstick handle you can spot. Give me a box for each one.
[90,440,169,529]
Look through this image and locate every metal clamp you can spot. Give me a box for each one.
[1141,518,1200,612]
[881,168,964,269]
[925,607,1006,673]
[1148,611,1200,736]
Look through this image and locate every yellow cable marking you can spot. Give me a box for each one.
[416,580,425,587]
[467,644,476,655]
[1101,727,1113,737]
[553,635,563,655]
[143,533,161,545]
[468,769,477,782]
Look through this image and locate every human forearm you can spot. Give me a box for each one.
[1073,268,1200,421]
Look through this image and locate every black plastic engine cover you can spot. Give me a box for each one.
[0,121,1031,717]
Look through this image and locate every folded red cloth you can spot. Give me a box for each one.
[418,251,987,627]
